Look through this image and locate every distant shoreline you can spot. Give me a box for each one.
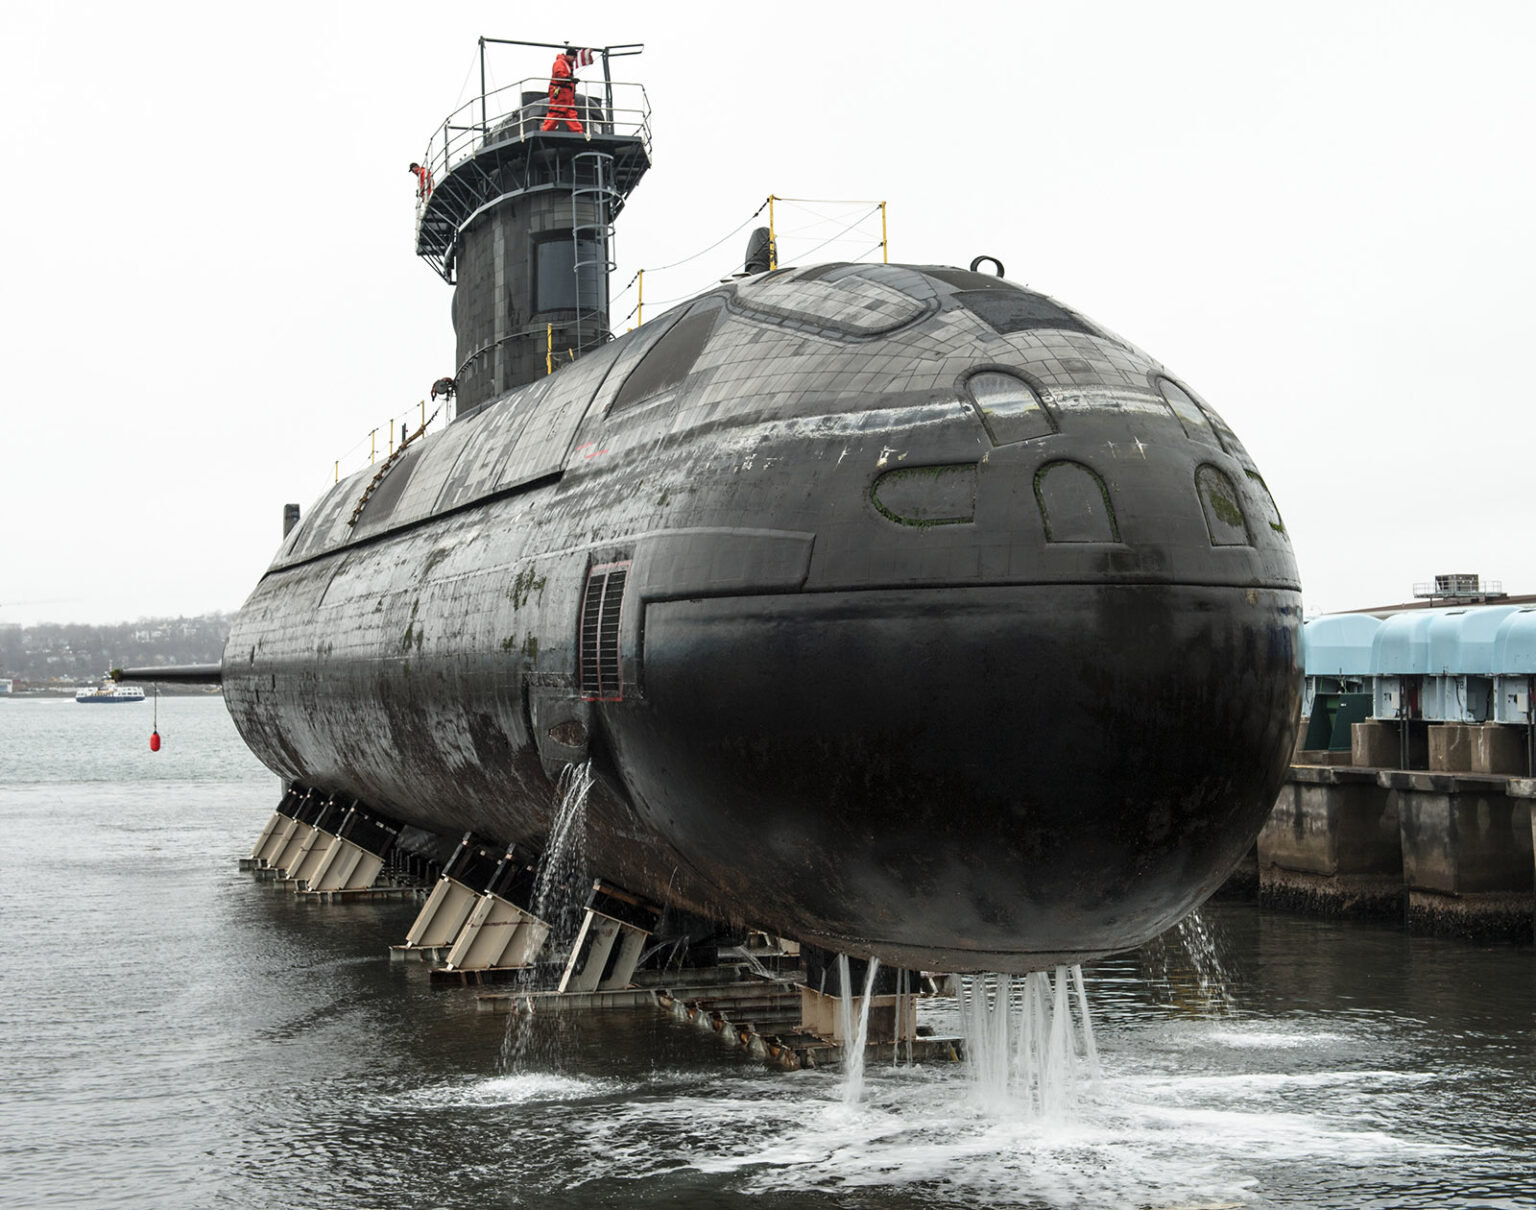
[2,686,223,699]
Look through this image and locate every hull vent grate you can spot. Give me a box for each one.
[579,562,630,701]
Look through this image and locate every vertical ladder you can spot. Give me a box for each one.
[572,150,619,360]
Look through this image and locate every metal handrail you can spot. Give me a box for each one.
[1412,579,1505,598]
[416,76,651,195]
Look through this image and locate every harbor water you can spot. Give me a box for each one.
[2,695,1533,1209]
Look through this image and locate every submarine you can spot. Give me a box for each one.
[154,42,1303,974]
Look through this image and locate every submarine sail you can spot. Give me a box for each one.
[217,43,1302,973]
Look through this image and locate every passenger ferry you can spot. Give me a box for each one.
[75,683,146,704]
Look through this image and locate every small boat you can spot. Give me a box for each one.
[75,684,146,704]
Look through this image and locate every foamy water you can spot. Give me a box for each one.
[381,1008,1473,1209]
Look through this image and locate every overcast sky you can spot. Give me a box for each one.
[2,1,1532,626]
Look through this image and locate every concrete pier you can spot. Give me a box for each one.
[1260,720,1535,943]
[1391,770,1534,940]
[1259,767,1404,917]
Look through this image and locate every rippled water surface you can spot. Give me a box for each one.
[2,696,1533,1208]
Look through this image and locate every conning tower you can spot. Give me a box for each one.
[413,38,651,414]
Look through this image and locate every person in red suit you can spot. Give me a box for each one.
[540,47,584,133]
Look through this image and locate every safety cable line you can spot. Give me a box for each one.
[451,45,480,110]
[775,200,876,231]
[616,197,881,318]
[609,275,640,308]
[776,208,879,237]
[778,219,854,237]
[611,220,760,313]
[779,206,883,264]
[637,198,771,274]
[333,397,454,479]
[609,198,771,313]
[640,255,753,307]
[638,281,724,311]
[771,195,885,205]
[636,204,883,312]
[779,202,882,235]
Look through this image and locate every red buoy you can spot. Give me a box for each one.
[149,730,161,752]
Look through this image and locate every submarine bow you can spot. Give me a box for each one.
[223,260,1301,973]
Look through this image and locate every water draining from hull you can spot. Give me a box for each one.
[838,954,882,1105]
[498,761,595,1072]
[1137,907,1234,1013]
[1175,908,1232,1010]
[532,761,595,953]
[958,965,1099,1115]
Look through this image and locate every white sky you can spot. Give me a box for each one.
[2,1,1532,626]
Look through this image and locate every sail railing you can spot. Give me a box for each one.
[416,77,652,189]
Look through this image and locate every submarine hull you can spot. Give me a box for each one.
[619,582,1298,970]
[225,261,1303,972]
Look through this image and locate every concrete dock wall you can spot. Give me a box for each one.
[1259,768,1404,917]
[1258,720,1535,942]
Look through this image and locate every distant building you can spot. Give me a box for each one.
[0,679,12,694]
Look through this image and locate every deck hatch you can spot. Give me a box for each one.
[579,562,630,701]
[610,303,720,411]
[1196,465,1251,546]
[956,289,1096,337]
[1158,377,1226,451]
[1035,461,1120,543]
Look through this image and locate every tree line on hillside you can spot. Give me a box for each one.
[0,614,232,685]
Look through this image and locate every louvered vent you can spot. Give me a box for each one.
[579,562,630,701]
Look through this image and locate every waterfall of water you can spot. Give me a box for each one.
[498,761,595,1073]
[963,973,1011,1104]
[532,761,595,957]
[1138,908,1233,1012]
[1070,963,1100,1074]
[835,953,854,1065]
[1175,908,1232,1012]
[841,957,881,1105]
[960,964,1098,1115]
